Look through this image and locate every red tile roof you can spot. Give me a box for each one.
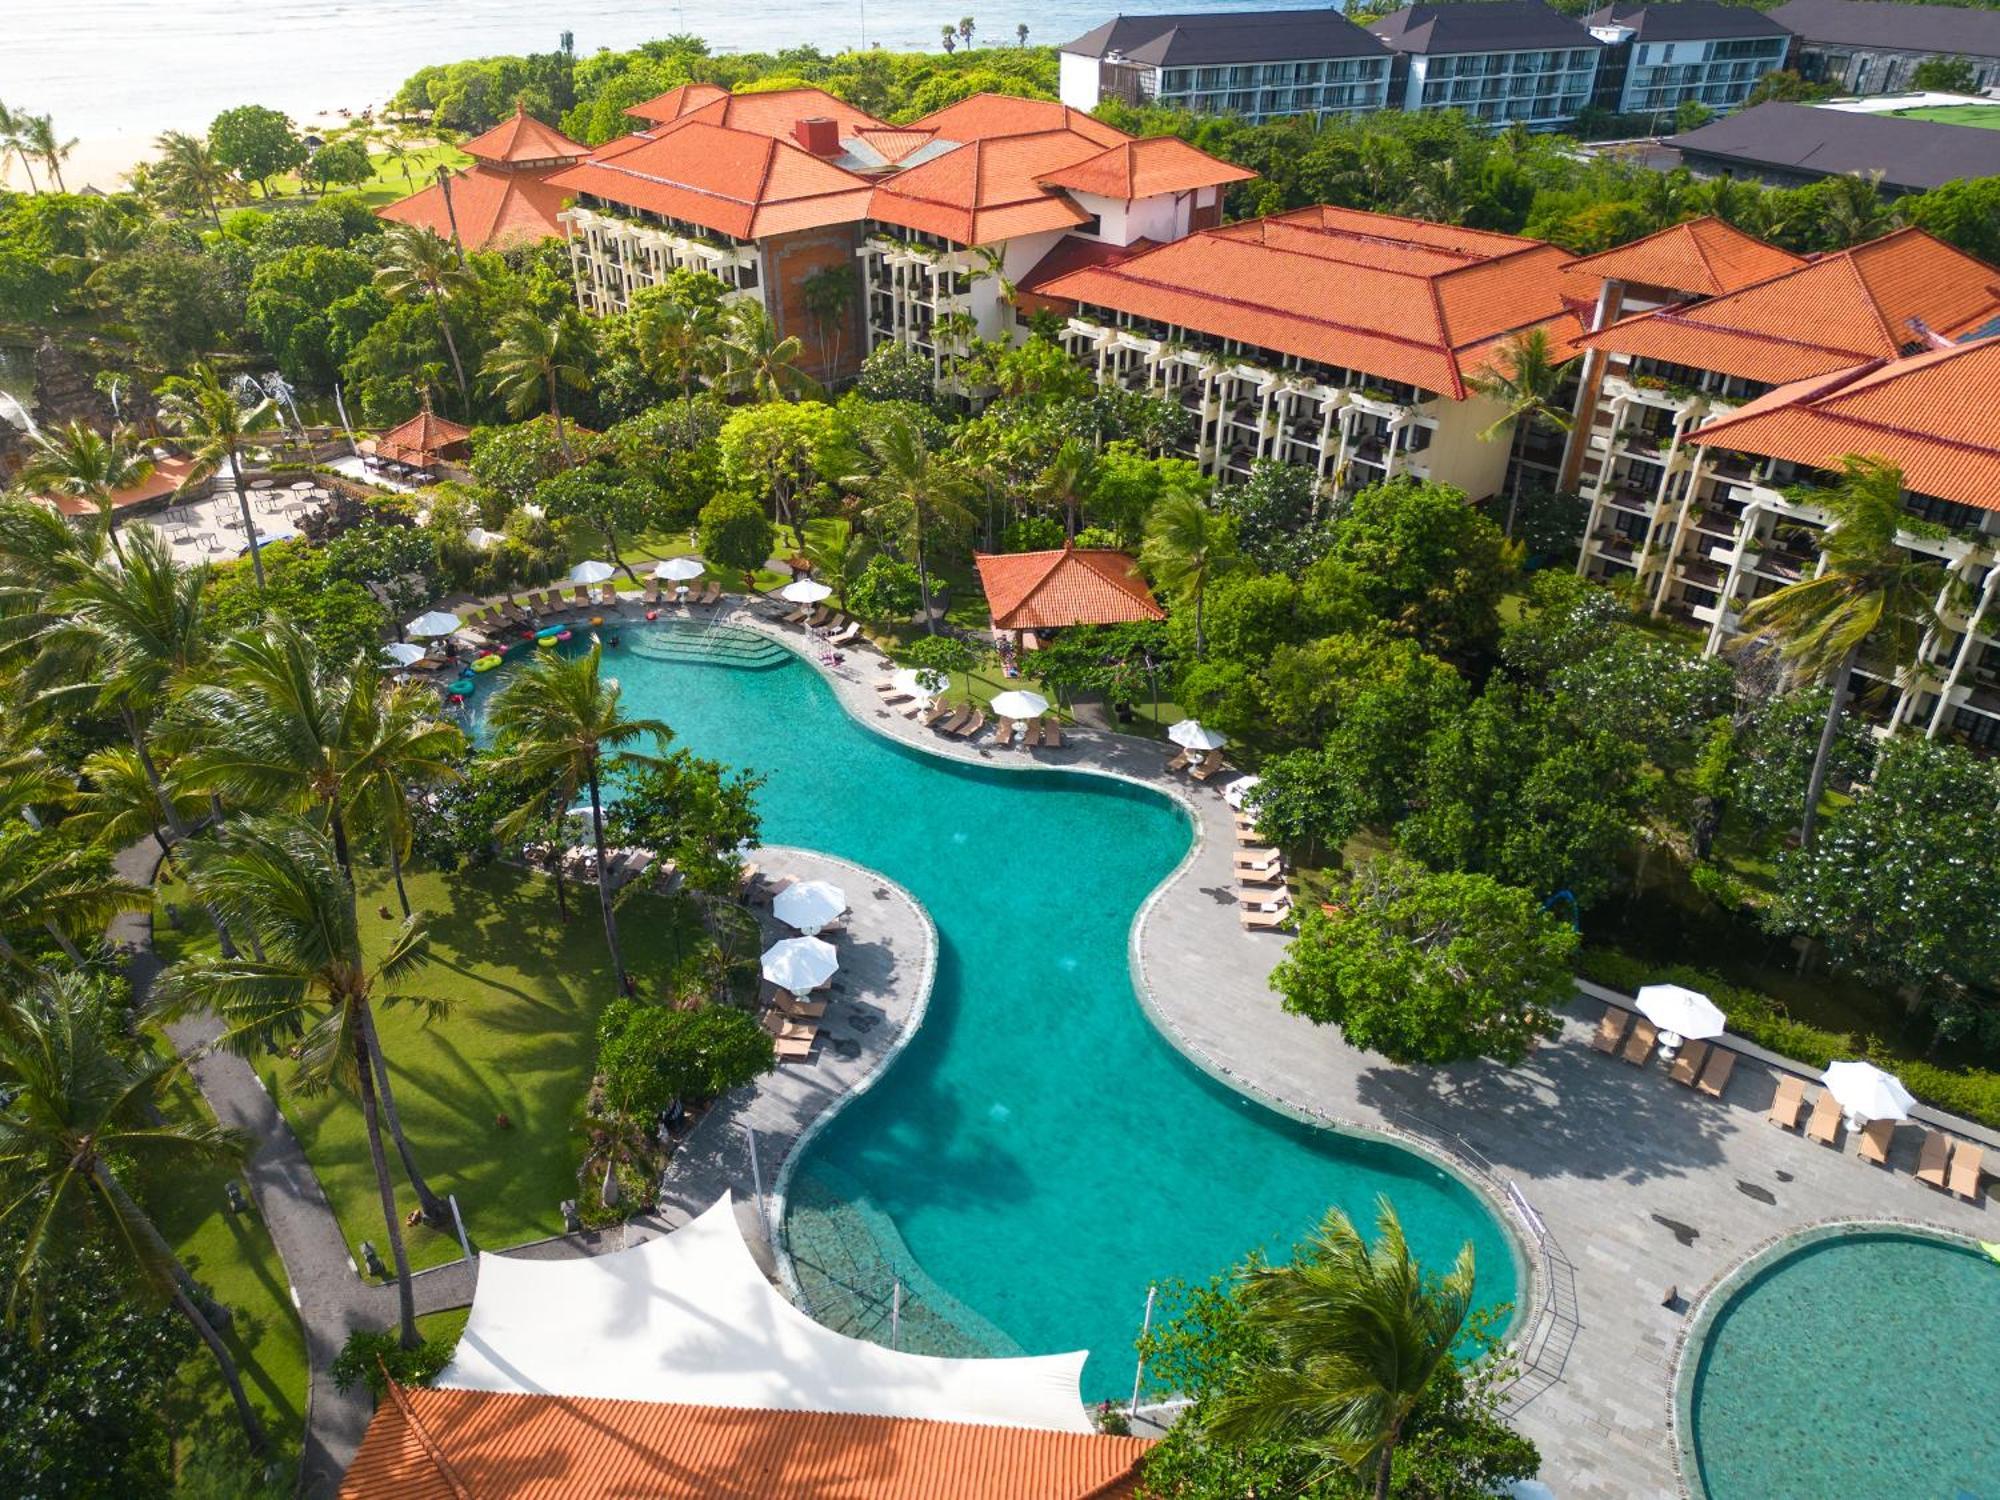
[1034,136,1254,200]
[1693,333,2000,513]
[35,455,197,516]
[463,104,588,166]
[1037,205,1585,399]
[1581,227,2000,383]
[1015,235,1160,315]
[624,82,730,126]
[867,129,1110,243]
[854,127,939,165]
[1560,216,1806,299]
[377,162,575,252]
[373,404,473,468]
[912,94,1130,148]
[627,84,888,141]
[341,1384,1154,1500]
[976,542,1165,630]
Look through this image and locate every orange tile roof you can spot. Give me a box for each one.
[1693,333,2000,513]
[627,85,888,141]
[625,82,730,125]
[35,455,197,516]
[341,1384,1154,1500]
[374,404,473,467]
[463,104,588,166]
[1015,234,1159,315]
[1560,216,1806,299]
[1035,136,1254,200]
[854,127,939,165]
[976,543,1165,630]
[912,94,1130,148]
[1037,205,1585,399]
[1581,227,2000,383]
[867,129,1109,244]
[377,163,573,251]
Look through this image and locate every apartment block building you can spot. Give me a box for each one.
[1020,205,1586,502]
[1768,0,2000,93]
[1058,9,1394,123]
[1586,2,1795,118]
[1370,1,1604,130]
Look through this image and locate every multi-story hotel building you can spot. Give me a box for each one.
[1369,1,1605,131]
[1585,2,1795,119]
[1768,0,2000,94]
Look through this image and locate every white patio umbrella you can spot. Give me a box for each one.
[465,527,503,550]
[890,667,941,700]
[762,936,838,992]
[405,610,462,639]
[780,579,833,604]
[1635,983,1727,1046]
[381,641,427,667]
[655,556,706,581]
[774,880,847,935]
[562,802,606,834]
[1167,719,1228,751]
[988,689,1049,720]
[1823,1060,1916,1124]
[569,560,616,585]
[1222,774,1263,810]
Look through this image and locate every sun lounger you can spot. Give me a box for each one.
[782,605,808,624]
[598,583,619,606]
[989,717,1015,744]
[1949,1142,1984,1201]
[1621,1018,1658,1066]
[1235,825,1271,845]
[772,988,829,1020]
[932,708,968,734]
[1589,1006,1631,1055]
[807,606,832,628]
[642,582,662,606]
[1857,1117,1895,1165]
[1189,755,1230,784]
[951,708,986,738]
[1916,1130,1952,1188]
[829,621,861,646]
[1238,867,1286,889]
[1668,1039,1710,1086]
[1040,718,1064,749]
[1695,1046,1736,1099]
[1805,1089,1842,1145]
[1768,1075,1806,1129]
[1234,851,1281,873]
[1240,903,1293,931]
[701,581,722,605]
[759,1011,818,1061]
[879,688,914,706]
[1166,748,1191,773]
[918,701,952,727]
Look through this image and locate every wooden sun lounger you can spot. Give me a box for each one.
[918,701,952,727]
[1165,748,1191,772]
[599,583,619,606]
[880,688,914,706]
[1240,903,1293,931]
[1915,1129,1952,1188]
[934,708,971,735]
[1189,755,1230,784]
[828,621,861,646]
[951,708,986,738]
[759,1011,819,1061]
[772,988,829,1020]
[1235,826,1270,845]
[1589,1006,1631,1055]
[701,581,722,604]
[1768,1075,1806,1129]
[1040,718,1064,749]
[570,585,590,605]
[1621,1018,1658,1066]
[989,717,1015,744]
[1857,1117,1895,1166]
[642,583,662,606]
[1805,1089,1843,1145]
[1695,1046,1736,1099]
[1014,719,1037,747]
[1238,867,1286,889]
[1234,850,1281,871]
[1949,1142,1984,1201]
[807,606,833,628]
[1668,1039,1710,1087]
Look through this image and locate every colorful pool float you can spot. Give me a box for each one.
[450,677,477,696]
[472,654,501,672]
[534,625,565,641]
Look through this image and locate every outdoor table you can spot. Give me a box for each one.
[250,478,274,490]
[290,480,316,492]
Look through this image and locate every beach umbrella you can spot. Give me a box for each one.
[466,527,503,550]
[1823,1060,1916,1123]
[381,641,427,667]
[774,880,847,935]
[761,936,838,992]
[562,803,606,834]
[655,556,706,581]
[890,667,940,700]
[569,560,616,585]
[780,579,833,605]
[405,610,462,639]
[1167,719,1228,750]
[989,689,1049,720]
[1222,774,1263,810]
[1635,983,1726,1044]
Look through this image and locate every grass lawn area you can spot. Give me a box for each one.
[268,144,472,211]
[1891,104,2000,128]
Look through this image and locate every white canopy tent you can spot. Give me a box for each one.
[436,1195,1093,1432]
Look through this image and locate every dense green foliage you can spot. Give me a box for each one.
[595,998,776,1119]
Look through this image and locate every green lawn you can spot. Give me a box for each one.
[1890,104,2000,129]
[269,144,472,211]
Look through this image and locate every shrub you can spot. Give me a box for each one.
[331,1327,456,1397]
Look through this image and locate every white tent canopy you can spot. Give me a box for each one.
[774,879,847,935]
[989,689,1049,720]
[437,1195,1092,1432]
[763,935,838,991]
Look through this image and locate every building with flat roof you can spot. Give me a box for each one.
[377,104,589,252]
[1369,1,1605,129]
[1058,8,1394,123]
[1586,2,1795,118]
[1768,0,2000,93]
[1665,99,2000,193]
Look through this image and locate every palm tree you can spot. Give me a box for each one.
[1465,327,1571,539]
[958,16,977,49]
[842,413,974,635]
[73,744,206,875]
[22,114,75,194]
[804,520,875,615]
[0,824,142,969]
[1143,489,1239,657]
[15,421,156,562]
[486,648,669,994]
[634,293,723,403]
[1016,22,1030,45]
[1737,455,1946,848]
[375,222,474,418]
[157,366,280,591]
[0,977,268,1452]
[1205,1200,1476,1500]
[483,308,591,461]
[345,679,467,922]
[1037,437,1097,539]
[0,102,40,192]
[941,24,957,53]
[799,266,855,382]
[0,495,105,663]
[718,300,818,403]
[153,818,443,1349]
[150,130,233,227]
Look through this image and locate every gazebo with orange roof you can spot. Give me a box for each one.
[974,539,1164,646]
[364,399,473,473]
[377,103,588,252]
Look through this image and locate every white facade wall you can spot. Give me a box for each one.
[1058,51,1105,111]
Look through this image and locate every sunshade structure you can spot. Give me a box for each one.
[780,578,834,604]
[974,541,1164,634]
[367,401,473,469]
[1167,719,1227,751]
[890,667,941,700]
[655,556,706,581]
[434,1195,1094,1432]
[774,879,847,935]
[762,935,838,991]
[1823,1060,1917,1123]
[405,610,462,639]
[381,641,428,667]
[1222,774,1262,810]
[569,559,616,585]
[988,689,1049,720]
[1635,983,1727,1043]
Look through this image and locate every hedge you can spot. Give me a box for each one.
[1576,948,2000,1133]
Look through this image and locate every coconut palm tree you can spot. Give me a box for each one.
[958,16,976,49]
[0,102,40,192]
[0,824,142,969]
[1204,1199,1476,1500]
[72,744,206,875]
[1465,327,1571,539]
[482,307,591,461]
[486,648,669,994]
[0,976,267,1452]
[1037,437,1097,540]
[374,222,474,419]
[718,300,818,403]
[153,817,444,1349]
[15,421,156,562]
[0,495,104,663]
[634,292,724,404]
[842,413,974,635]
[1737,454,1946,848]
[22,114,75,194]
[804,520,875,615]
[149,130,233,227]
[1143,489,1240,657]
[157,365,280,591]
[345,678,467,922]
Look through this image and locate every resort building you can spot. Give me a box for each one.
[1368,1,1605,130]
[377,104,589,253]
[1057,8,1395,123]
[1665,100,2000,194]
[1585,2,1795,119]
[1767,0,2000,94]
[975,541,1166,649]
[1027,205,1586,500]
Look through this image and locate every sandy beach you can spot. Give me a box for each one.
[2,107,385,195]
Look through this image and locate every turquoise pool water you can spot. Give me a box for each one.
[471,623,1517,1397]
[1688,1230,2000,1498]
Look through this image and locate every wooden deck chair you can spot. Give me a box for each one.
[919,701,953,728]
[1695,1047,1736,1099]
[1621,1018,1658,1066]
[1235,848,1281,870]
[701,581,722,604]
[1165,748,1191,773]
[772,988,829,1020]
[1589,1006,1631,1055]
[1948,1142,1984,1201]
[989,717,1015,744]
[1040,718,1065,748]
[934,708,971,735]
[1767,1074,1807,1129]
[1668,1039,1710,1086]
[599,582,619,606]
[1804,1089,1842,1145]
[951,708,986,738]
[1915,1129,1952,1189]
[759,1010,818,1061]
[1189,754,1230,783]
[569,585,589,605]
[1857,1117,1895,1166]
[1240,903,1293,931]
[643,582,662,606]
[1239,867,1286,889]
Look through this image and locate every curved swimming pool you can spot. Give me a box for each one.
[475,622,1518,1397]
[1683,1226,2000,1498]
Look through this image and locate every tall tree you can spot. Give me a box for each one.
[15,420,155,562]
[842,412,973,635]
[482,307,591,462]
[148,130,233,227]
[632,287,724,403]
[718,300,817,403]
[374,222,474,418]
[0,103,39,192]
[1464,327,1570,538]
[22,114,75,195]
[1143,490,1239,657]
[157,365,281,591]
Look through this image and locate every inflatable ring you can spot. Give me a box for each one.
[645,609,659,621]
[556,629,573,642]
[450,679,476,696]
[472,654,501,672]
[536,635,557,648]
[535,625,564,641]
[590,615,605,627]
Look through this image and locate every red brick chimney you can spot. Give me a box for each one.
[794,117,841,157]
